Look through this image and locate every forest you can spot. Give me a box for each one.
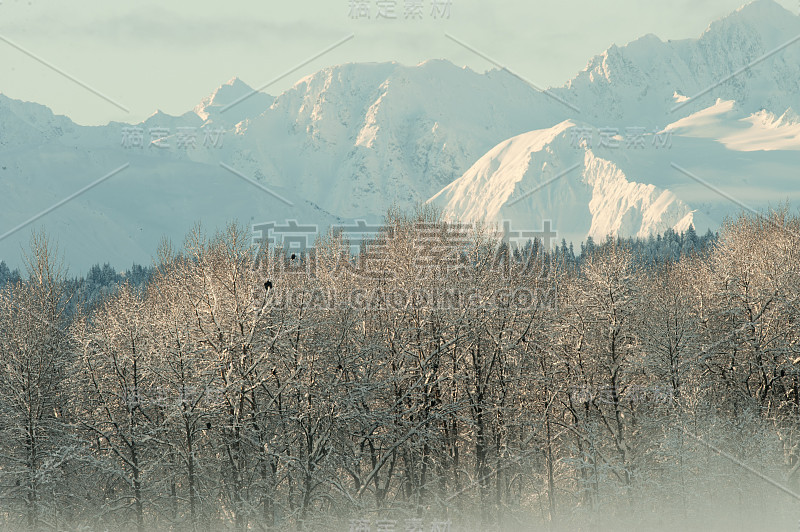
[0,207,797,532]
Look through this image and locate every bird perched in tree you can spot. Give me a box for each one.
[264,280,273,291]
[291,253,296,260]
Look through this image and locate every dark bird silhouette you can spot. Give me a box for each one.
[291,253,296,260]
[264,280,273,291]
[206,422,212,430]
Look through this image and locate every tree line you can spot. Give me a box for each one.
[0,208,797,531]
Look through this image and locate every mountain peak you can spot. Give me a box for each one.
[207,77,256,106]
[194,77,271,124]
[704,0,798,38]
[415,58,459,70]
[735,0,794,18]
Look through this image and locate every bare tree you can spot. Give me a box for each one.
[0,233,75,531]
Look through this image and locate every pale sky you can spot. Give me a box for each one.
[0,0,795,125]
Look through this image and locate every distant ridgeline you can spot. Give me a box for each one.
[0,226,717,294]
[497,225,717,271]
[0,261,153,311]
[0,261,21,287]
[555,225,718,268]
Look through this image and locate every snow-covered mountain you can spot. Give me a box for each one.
[0,83,339,272]
[1,0,799,271]
[428,121,710,247]
[193,77,274,127]
[554,0,800,125]
[225,60,564,216]
[429,0,800,245]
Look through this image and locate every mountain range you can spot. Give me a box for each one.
[1,0,799,271]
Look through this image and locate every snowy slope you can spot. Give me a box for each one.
[665,98,800,151]
[228,59,564,217]
[427,122,718,248]
[431,111,800,246]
